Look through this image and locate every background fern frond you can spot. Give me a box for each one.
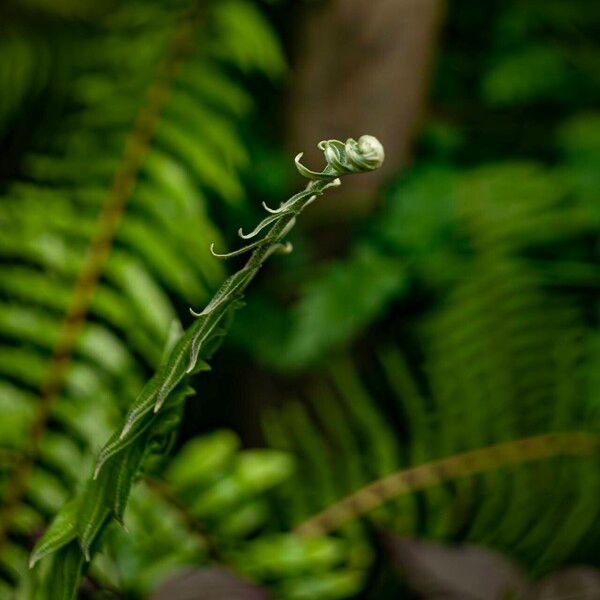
[260,149,600,579]
[0,0,285,593]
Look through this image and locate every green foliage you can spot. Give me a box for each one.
[233,237,408,371]
[481,1,599,107]
[241,6,600,587]
[1,0,598,598]
[226,54,600,596]
[64,430,293,596]
[424,0,600,163]
[126,428,363,600]
[0,0,284,595]
[261,149,600,579]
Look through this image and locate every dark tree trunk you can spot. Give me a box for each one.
[288,0,443,220]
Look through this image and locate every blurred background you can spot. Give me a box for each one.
[0,0,599,597]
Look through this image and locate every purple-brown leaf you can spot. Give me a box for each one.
[152,567,271,600]
[383,534,531,599]
[534,567,600,599]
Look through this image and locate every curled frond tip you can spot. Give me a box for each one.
[296,134,385,181]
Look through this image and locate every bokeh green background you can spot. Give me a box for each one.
[0,0,599,597]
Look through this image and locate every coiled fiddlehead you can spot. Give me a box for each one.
[211,135,385,259]
[29,136,384,597]
[295,135,385,180]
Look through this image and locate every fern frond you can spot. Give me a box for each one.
[29,135,384,596]
[0,6,201,552]
[0,0,287,592]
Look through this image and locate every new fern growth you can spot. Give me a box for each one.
[30,136,385,595]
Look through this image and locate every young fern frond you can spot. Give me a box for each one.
[30,136,385,595]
